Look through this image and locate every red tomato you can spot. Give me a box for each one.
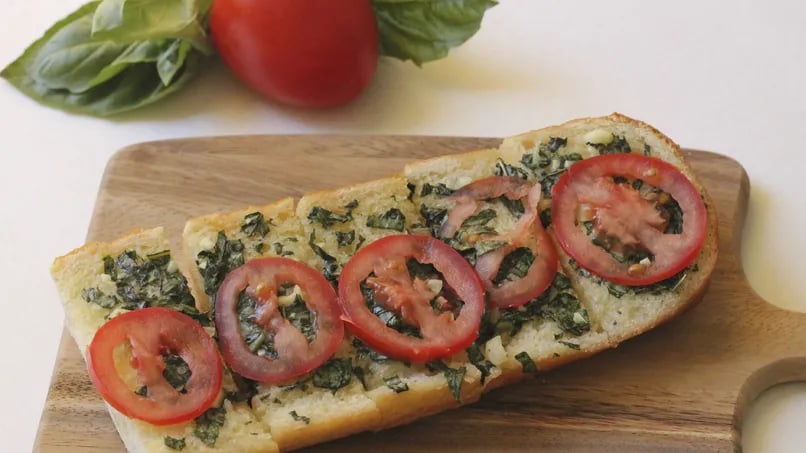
[442,176,558,308]
[551,154,707,286]
[215,257,344,383]
[338,234,485,363]
[86,307,223,426]
[209,0,379,108]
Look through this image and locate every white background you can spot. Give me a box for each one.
[2,0,805,451]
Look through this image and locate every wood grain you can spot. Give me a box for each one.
[34,135,806,452]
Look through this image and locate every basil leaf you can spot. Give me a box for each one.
[9,2,120,93]
[366,208,406,231]
[372,0,498,65]
[193,406,226,447]
[92,0,212,53]
[1,0,208,117]
[90,40,162,88]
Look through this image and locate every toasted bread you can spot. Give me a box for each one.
[50,113,717,452]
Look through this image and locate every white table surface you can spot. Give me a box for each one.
[3,0,805,451]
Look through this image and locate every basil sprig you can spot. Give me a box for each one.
[0,0,211,116]
[2,0,496,116]
[372,0,498,65]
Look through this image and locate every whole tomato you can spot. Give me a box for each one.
[210,0,379,108]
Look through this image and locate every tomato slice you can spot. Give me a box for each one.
[215,257,344,383]
[86,307,223,426]
[338,234,485,363]
[441,176,558,308]
[551,153,707,286]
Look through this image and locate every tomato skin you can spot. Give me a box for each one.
[210,0,379,108]
[86,307,223,426]
[215,257,344,383]
[551,154,707,286]
[338,234,486,363]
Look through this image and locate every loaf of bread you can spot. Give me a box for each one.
[50,113,718,452]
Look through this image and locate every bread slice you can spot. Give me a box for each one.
[404,150,609,391]
[50,228,278,453]
[295,176,483,429]
[181,200,382,451]
[497,113,718,346]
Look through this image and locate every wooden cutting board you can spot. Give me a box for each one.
[34,135,806,452]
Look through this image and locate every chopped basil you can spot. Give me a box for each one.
[164,436,186,450]
[419,204,448,237]
[271,241,294,257]
[383,375,410,393]
[82,287,118,308]
[496,195,525,218]
[280,379,310,392]
[307,200,358,228]
[353,366,368,389]
[224,374,258,406]
[632,178,644,190]
[356,235,367,250]
[539,208,552,228]
[241,212,270,237]
[570,251,692,297]
[533,273,590,336]
[662,197,684,234]
[426,361,466,402]
[312,358,354,392]
[336,230,355,246]
[162,353,191,393]
[493,158,529,179]
[237,292,278,359]
[353,338,389,363]
[588,134,631,154]
[466,343,495,384]
[363,282,422,338]
[559,340,581,350]
[421,182,455,197]
[366,208,406,231]
[193,406,226,447]
[289,411,311,424]
[519,137,579,197]
[545,136,568,152]
[515,351,537,373]
[280,295,316,342]
[197,231,245,297]
[135,385,148,396]
[495,273,590,338]
[607,266,690,298]
[458,208,497,237]
[308,232,340,286]
[493,247,534,285]
[406,182,416,200]
[643,143,651,156]
[83,249,205,324]
[474,240,506,258]
[406,259,439,280]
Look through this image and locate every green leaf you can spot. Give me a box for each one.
[90,40,162,87]
[92,0,212,53]
[366,208,406,231]
[372,0,498,65]
[1,0,209,117]
[3,2,114,93]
